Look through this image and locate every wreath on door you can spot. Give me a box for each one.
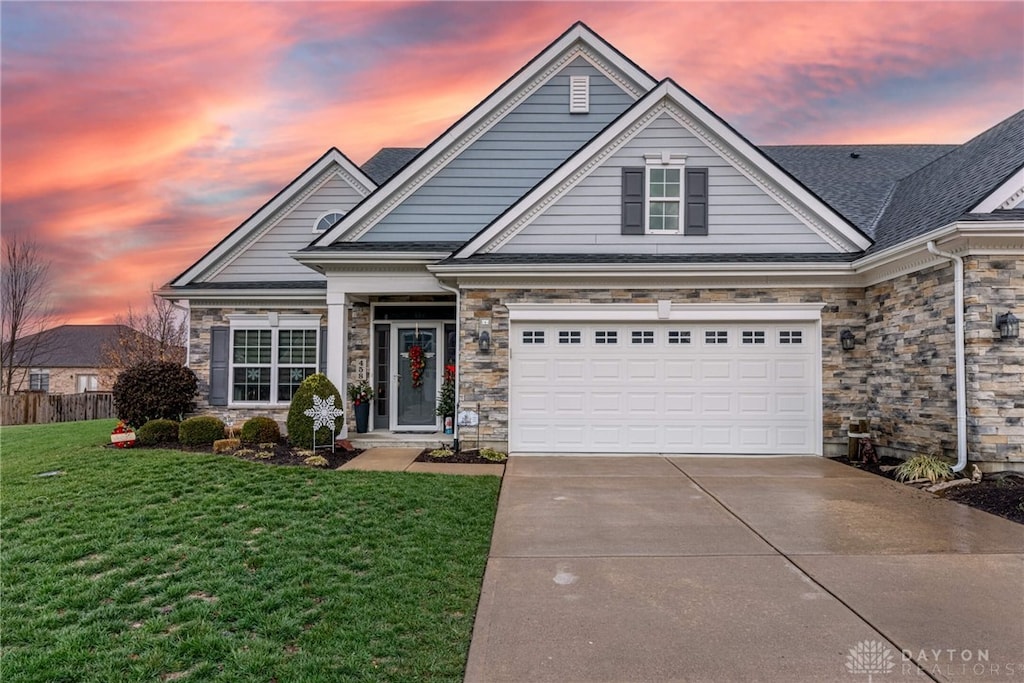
[408,344,425,388]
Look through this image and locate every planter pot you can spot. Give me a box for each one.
[354,401,370,433]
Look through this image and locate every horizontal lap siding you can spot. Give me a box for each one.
[499,113,833,254]
[212,175,365,282]
[360,58,635,242]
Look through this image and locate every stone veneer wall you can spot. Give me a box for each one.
[865,257,1024,470]
[964,256,1024,467]
[189,306,327,428]
[458,287,869,452]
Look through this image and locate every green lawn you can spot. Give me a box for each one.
[1,420,501,682]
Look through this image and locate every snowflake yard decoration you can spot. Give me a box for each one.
[304,394,344,433]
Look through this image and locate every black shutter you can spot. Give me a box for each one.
[318,327,327,374]
[684,167,709,236]
[209,326,229,406]
[621,167,645,235]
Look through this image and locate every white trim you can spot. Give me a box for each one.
[970,167,1024,212]
[644,159,685,234]
[172,150,374,286]
[456,82,870,258]
[507,302,824,322]
[569,75,590,113]
[314,24,657,246]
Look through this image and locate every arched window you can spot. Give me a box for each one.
[314,211,345,232]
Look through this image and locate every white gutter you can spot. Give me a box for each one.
[436,279,461,450]
[926,241,967,473]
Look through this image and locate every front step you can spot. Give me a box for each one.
[347,432,455,450]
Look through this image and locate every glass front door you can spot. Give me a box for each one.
[390,324,441,431]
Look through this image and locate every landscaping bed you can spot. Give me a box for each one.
[832,455,1024,524]
[415,447,508,466]
[122,439,363,469]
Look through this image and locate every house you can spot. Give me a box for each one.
[6,324,162,394]
[160,23,1023,471]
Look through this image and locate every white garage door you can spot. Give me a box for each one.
[510,321,820,454]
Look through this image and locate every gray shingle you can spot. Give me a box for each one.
[299,242,462,253]
[439,252,860,266]
[761,144,956,235]
[871,109,1024,251]
[360,148,422,185]
[12,325,153,367]
[174,281,327,290]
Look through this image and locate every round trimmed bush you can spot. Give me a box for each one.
[137,418,180,446]
[179,415,226,446]
[112,361,197,428]
[241,416,281,444]
[286,373,343,449]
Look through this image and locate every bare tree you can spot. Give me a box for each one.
[0,237,60,394]
[101,294,187,374]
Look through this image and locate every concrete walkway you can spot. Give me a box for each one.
[338,447,504,476]
[465,456,1024,682]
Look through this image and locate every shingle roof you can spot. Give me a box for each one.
[298,241,462,253]
[360,148,422,185]
[12,325,144,367]
[870,109,1024,251]
[957,208,1024,222]
[173,281,327,290]
[761,144,956,236]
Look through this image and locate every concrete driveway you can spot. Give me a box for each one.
[465,456,1024,683]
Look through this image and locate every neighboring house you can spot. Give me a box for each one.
[7,324,171,394]
[161,23,1023,470]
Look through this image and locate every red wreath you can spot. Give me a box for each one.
[111,421,136,449]
[409,344,425,388]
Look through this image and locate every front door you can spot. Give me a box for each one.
[390,324,441,431]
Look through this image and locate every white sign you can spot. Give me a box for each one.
[457,410,479,427]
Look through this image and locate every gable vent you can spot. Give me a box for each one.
[569,75,590,114]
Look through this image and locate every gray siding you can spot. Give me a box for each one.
[497,113,835,254]
[212,174,366,282]
[360,58,635,242]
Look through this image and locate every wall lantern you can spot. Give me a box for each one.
[996,311,1020,340]
[478,330,492,354]
[840,329,856,351]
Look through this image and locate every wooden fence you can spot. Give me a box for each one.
[0,392,115,426]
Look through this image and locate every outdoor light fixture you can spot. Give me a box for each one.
[996,310,1020,340]
[478,330,492,353]
[840,329,856,351]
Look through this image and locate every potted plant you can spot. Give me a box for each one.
[347,379,375,433]
[435,364,456,434]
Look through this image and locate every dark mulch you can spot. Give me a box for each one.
[111,440,362,469]
[832,455,1024,524]
[415,448,506,466]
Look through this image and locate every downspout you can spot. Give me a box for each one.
[926,241,967,472]
[436,280,461,450]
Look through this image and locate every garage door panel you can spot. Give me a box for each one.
[510,320,819,455]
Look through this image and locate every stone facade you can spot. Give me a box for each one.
[458,287,869,453]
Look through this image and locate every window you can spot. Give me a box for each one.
[314,211,345,232]
[668,330,691,345]
[779,330,803,345]
[77,374,99,392]
[522,330,545,344]
[558,330,581,344]
[228,315,320,404]
[648,167,681,232]
[705,330,728,344]
[595,330,617,344]
[742,330,766,345]
[631,330,655,344]
[29,369,49,392]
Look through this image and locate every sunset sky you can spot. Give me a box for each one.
[2,1,1022,324]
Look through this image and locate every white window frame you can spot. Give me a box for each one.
[226,314,321,406]
[29,368,50,392]
[313,210,345,233]
[644,153,686,234]
[77,374,99,393]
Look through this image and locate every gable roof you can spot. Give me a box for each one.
[871,109,1024,251]
[12,325,153,367]
[453,78,873,259]
[170,147,375,286]
[311,21,658,247]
